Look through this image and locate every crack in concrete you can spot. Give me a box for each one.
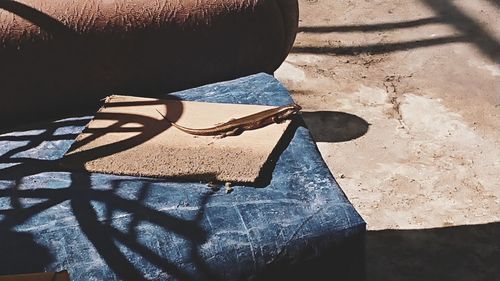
[383,74,413,130]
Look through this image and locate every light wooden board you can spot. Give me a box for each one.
[62,95,292,183]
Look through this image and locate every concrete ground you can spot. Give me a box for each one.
[275,1,500,280]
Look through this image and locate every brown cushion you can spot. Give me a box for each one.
[0,0,298,127]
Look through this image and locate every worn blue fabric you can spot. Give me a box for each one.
[0,73,365,280]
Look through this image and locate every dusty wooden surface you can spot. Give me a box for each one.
[63,95,291,183]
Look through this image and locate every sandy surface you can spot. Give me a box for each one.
[276,0,500,280]
[63,96,290,184]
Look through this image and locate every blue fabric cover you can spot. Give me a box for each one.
[0,73,365,280]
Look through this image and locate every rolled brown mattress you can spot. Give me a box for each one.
[0,0,298,127]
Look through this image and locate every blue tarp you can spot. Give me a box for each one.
[0,73,365,280]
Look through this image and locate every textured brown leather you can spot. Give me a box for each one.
[0,0,298,127]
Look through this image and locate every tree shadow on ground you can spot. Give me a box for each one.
[297,17,444,33]
[420,0,500,63]
[367,222,500,281]
[293,0,500,63]
[291,36,467,56]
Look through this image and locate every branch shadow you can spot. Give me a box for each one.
[0,175,214,280]
[291,36,467,56]
[61,97,182,164]
[67,175,210,281]
[0,0,76,38]
[0,98,235,281]
[367,222,500,281]
[297,17,444,33]
[293,0,500,62]
[301,111,370,143]
[420,0,500,63]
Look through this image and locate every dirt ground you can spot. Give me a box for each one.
[275,1,500,280]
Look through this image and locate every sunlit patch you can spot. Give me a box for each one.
[21,172,72,189]
[468,60,500,77]
[18,197,51,208]
[53,126,84,136]
[10,141,66,160]
[285,54,324,64]
[480,64,500,77]
[275,61,306,82]
[0,163,21,170]
[118,122,144,129]
[0,140,30,156]
[1,129,45,137]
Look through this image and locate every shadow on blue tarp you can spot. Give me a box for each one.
[0,74,366,281]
